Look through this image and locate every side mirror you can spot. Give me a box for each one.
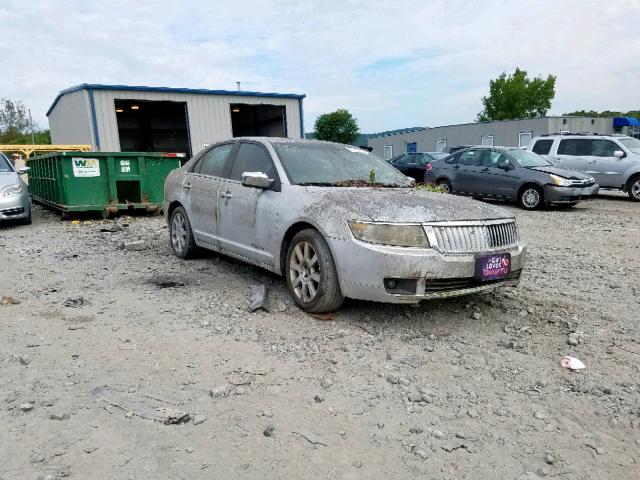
[497,159,512,170]
[241,171,273,189]
[613,150,625,159]
[17,166,30,174]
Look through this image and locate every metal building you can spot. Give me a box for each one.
[47,84,305,158]
[368,116,620,159]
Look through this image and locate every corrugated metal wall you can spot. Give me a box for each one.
[368,117,617,157]
[91,90,302,155]
[48,90,94,146]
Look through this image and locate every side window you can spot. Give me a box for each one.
[197,144,233,177]
[458,150,484,166]
[591,140,618,157]
[396,154,415,165]
[558,139,590,156]
[483,151,508,167]
[532,139,553,155]
[445,153,459,164]
[229,143,277,181]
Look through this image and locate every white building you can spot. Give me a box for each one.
[47,84,305,158]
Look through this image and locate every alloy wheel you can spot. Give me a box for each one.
[522,189,540,208]
[632,179,640,200]
[171,212,187,253]
[289,241,321,302]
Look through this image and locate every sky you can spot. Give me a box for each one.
[1,0,639,133]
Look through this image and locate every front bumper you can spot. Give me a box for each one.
[0,193,30,221]
[329,237,526,304]
[543,184,599,204]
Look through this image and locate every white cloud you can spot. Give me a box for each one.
[1,0,638,132]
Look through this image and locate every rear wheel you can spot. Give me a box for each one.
[437,179,453,194]
[286,229,343,313]
[627,175,640,202]
[519,185,543,210]
[169,206,198,259]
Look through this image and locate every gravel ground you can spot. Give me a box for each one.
[1,193,639,480]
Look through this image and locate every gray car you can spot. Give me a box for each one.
[0,152,31,224]
[425,147,599,209]
[164,138,526,312]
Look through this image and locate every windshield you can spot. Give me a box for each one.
[0,153,13,172]
[619,137,640,154]
[273,142,412,187]
[508,149,551,167]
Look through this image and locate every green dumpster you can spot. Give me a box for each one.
[27,151,182,217]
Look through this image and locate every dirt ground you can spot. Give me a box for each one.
[1,193,639,480]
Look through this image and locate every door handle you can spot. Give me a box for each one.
[480,168,489,172]
[453,165,460,169]
[220,191,232,199]
[587,160,597,164]
[183,183,191,189]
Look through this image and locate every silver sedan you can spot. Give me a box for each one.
[164,138,526,313]
[0,152,31,224]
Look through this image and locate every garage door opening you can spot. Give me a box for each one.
[230,104,287,137]
[115,100,191,158]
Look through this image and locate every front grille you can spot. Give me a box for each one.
[425,220,518,254]
[423,270,522,291]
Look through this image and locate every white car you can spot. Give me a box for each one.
[528,134,640,201]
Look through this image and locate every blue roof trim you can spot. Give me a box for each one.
[46,83,306,116]
[613,116,640,127]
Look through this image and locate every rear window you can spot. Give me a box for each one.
[532,139,553,155]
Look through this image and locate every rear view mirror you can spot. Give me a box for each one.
[242,171,273,189]
[613,150,625,159]
[17,166,30,174]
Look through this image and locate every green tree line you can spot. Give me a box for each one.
[0,98,51,144]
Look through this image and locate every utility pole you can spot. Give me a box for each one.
[236,81,241,92]
[28,109,35,144]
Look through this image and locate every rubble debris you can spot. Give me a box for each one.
[1,296,20,305]
[124,240,146,251]
[560,355,586,370]
[63,297,90,308]
[92,385,189,424]
[99,223,123,233]
[292,430,327,447]
[313,312,336,321]
[248,284,270,312]
[263,424,275,437]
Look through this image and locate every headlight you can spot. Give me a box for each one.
[549,174,571,187]
[348,221,430,247]
[0,184,23,196]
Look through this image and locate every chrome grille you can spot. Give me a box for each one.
[425,220,518,254]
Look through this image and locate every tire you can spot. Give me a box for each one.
[519,185,543,210]
[627,175,640,202]
[169,206,198,259]
[286,229,344,313]
[20,206,32,225]
[437,179,453,194]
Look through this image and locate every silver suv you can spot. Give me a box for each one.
[527,134,640,201]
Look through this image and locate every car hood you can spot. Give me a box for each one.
[302,187,513,224]
[0,172,19,188]
[528,165,593,180]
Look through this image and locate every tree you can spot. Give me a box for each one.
[477,68,556,122]
[0,98,30,143]
[313,109,359,144]
[0,98,51,144]
[562,109,640,118]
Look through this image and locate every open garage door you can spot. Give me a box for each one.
[230,104,286,137]
[115,100,191,158]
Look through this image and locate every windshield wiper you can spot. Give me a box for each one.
[298,180,407,187]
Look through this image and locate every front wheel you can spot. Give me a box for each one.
[286,229,344,313]
[628,176,640,202]
[519,185,543,210]
[20,205,32,225]
[169,206,198,259]
[437,179,453,194]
